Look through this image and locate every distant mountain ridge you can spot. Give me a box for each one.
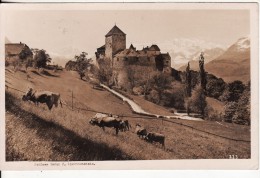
[205,37,250,83]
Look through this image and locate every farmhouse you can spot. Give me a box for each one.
[5,42,33,64]
[95,25,171,74]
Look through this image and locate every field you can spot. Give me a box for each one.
[5,67,251,160]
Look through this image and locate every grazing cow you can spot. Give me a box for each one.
[89,117,121,135]
[135,124,147,138]
[119,120,131,132]
[145,132,165,148]
[22,88,62,110]
[90,113,119,120]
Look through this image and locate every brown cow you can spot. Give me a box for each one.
[22,88,62,110]
[119,120,131,132]
[89,117,121,135]
[135,124,147,139]
[145,132,165,148]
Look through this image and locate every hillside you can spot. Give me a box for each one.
[178,37,250,84]
[205,37,250,83]
[5,67,250,160]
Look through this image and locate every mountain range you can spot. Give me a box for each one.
[205,37,250,83]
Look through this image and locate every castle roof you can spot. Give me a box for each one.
[149,44,160,51]
[105,25,126,37]
[160,53,170,58]
[129,44,136,50]
[97,45,105,50]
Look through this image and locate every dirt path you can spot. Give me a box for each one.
[101,84,203,121]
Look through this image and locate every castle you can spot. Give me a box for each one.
[95,25,171,73]
[95,25,172,87]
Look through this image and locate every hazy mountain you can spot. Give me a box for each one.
[49,52,73,68]
[178,47,225,71]
[133,38,226,69]
[205,37,250,83]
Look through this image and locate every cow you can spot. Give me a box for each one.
[135,124,147,139]
[89,116,121,135]
[119,120,131,132]
[145,132,165,148]
[90,113,119,120]
[22,88,62,110]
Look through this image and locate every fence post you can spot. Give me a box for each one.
[72,91,73,110]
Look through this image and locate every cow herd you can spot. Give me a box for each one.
[22,88,165,148]
[89,113,165,148]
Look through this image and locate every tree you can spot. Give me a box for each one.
[188,85,207,118]
[33,49,51,69]
[96,57,113,84]
[206,74,226,99]
[220,80,245,102]
[223,102,238,123]
[75,52,92,80]
[199,52,207,93]
[185,62,192,97]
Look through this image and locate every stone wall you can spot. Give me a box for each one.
[105,36,113,59]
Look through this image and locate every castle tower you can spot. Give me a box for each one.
[105,25,126,60]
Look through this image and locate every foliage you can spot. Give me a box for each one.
[33,49,52,69]
[223,102,238,123]
[223,83,250,125]
[199,53,207,92]
[65,61,77,71]
[206,74,226,99]
[220,80,245,102]
[185,62,192,97]
[65,52,92,80]
[96,57,113,84]
[187,85,207,118]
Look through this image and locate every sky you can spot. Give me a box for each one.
[4,9,250,66]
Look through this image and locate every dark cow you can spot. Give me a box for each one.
[89,117,121,135]
[145,132,165,148]
[22,88,62,110]
[135,124,147,138]
[119,120,131,132]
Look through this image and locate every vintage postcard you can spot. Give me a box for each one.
[0,2,258,170]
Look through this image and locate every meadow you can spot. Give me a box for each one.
[5,67,251,160]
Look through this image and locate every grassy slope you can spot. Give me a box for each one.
[5,67,251,160]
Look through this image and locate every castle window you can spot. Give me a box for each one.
[117,58,119,61]
[148,57,150,61]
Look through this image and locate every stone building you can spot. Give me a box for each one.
[95,25,172,87]
[105,25,126,60]
[96,25,171,73]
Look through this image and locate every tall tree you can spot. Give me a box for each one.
[199,52,207,93]
[188,85,207,119]
[186,62,192,97]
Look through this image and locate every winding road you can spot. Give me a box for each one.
[100,84,203,121]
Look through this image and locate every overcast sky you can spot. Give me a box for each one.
[4,9,249,61]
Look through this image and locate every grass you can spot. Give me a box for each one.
[5,67,251,160]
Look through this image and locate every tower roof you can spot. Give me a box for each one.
[105,25,126,37]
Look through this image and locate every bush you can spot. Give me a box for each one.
[187,85,207,118]
[223,102,237,123]
[206,106,223,121]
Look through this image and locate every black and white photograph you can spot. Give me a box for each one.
[0,2,258,170]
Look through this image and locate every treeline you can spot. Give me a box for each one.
[6,48,54,70]
[94,53,250,125]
